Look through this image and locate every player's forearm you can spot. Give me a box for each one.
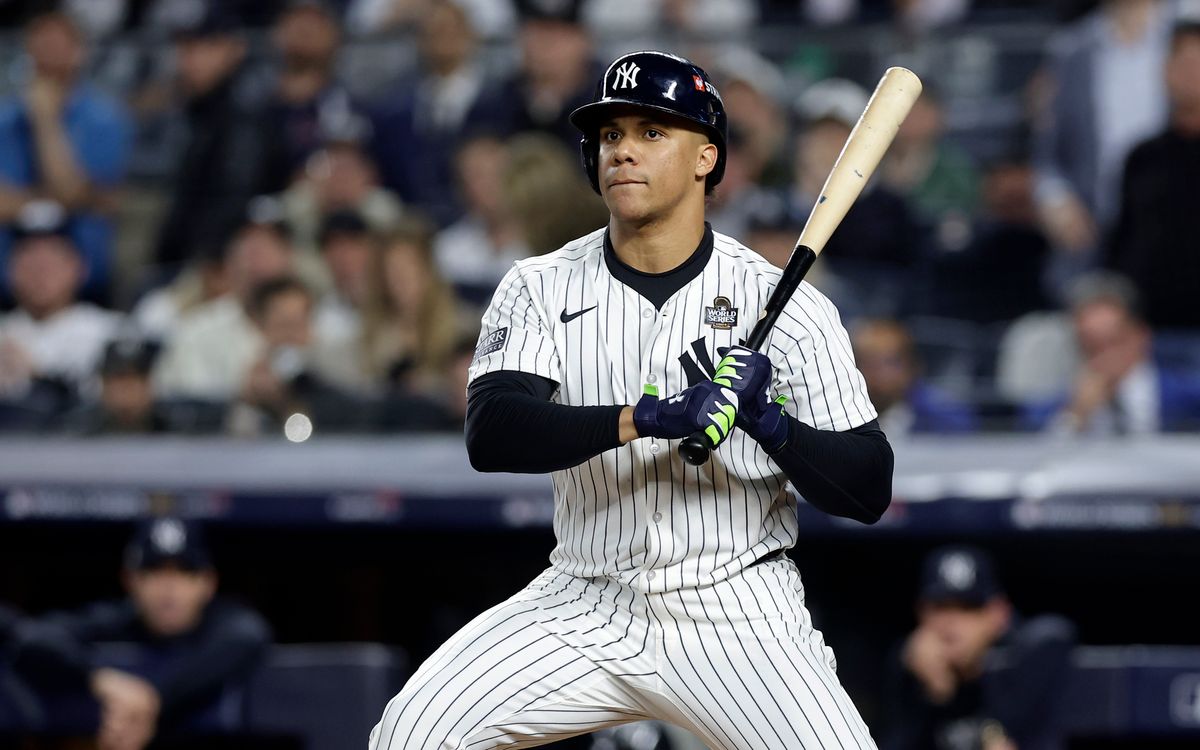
[465,373,626,473]
[767,417,893,524]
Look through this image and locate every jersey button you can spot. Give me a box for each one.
[649,442,660,454]
[646,570,656,580]
[652,512,662,523]
[646,373,657,384]
[642,308,653,319]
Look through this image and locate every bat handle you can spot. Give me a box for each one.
[677,246,817,468]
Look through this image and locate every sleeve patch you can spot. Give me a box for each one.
[474,327,509,360]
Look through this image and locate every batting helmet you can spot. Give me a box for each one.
[569,51,728,195]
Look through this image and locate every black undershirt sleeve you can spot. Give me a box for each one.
[465,370,625,473]
[767,416,894,525]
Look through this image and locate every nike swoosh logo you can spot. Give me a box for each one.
[560,305,597,323]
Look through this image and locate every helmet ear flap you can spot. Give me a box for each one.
[580,135,601,195]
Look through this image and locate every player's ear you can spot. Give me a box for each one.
[695,140,718,180]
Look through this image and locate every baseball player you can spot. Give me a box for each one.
[370,50,894,750]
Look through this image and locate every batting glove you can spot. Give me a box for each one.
[633,381,740,447]
[714,346,790,452]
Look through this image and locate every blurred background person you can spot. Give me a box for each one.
[1106,6,1200,330]
[881,545,1076,750]
[0,9,132,302]
[10,518,270,749]
[495,0,598,149]
[433,133,529,303]
[361,217,462,399]
[345,0,517,38]
[261,0,361,193]
[501,132,608,257]
[228,275,366,436]
[1027,272,1200,434]
[66,336,171,435]
[1032,0,1173,291]
[852,318,978,435]
[154,198,295,401]
[0,201,119,428]
[582,0,757,39]
[370,0,501,226]
[312,210,377,364]
[791,78,920,316]
[153,4,272,275]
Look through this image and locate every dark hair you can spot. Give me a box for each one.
[246,276,312,320]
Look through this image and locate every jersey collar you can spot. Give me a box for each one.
[603,223,714,310]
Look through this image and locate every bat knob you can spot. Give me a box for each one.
[679,433,711,466]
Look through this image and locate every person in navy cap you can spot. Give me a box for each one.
[881,545,1077,750]
[10,518,270,750]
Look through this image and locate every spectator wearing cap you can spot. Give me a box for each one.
[370,0,505,226]
[492,0,601,150]
[433,133,529,299]
[261,1,366,193]
[0,10,132,301]
[154,199,296,401]
[10,518,270,749]
[1106,5,1200,329]
[1025,272,1200,434]
[709,48,792,190]
[0,201,119,411]
[791,79,920,316]
[314,210,375,346]
[852,318,977,435]
[153,4,274,272]
[881,545,1076,750]
[65,337,175,435]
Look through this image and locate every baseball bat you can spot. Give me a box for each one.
[679,66,923,466]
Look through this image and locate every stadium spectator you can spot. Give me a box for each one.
[709,47,791,190]
[313,210,375,350]
[66,337,164,434]
[0,9,132,301]
[130,253,231,344]
[880,87,980,230]
[1028,273,1200,434]
[792,79,920,315]
[154,198,295,401]
[852,318,977,435]
[433,133,529,301]
[920,155,1053,323]
[1032,0,1172,280]
[1106,7,1200,330]
[582,0,757,37]
[10,518,270,749]
[0,201,119,416]
[881,545,1076,750]
[370,0,501,225]
[279,122,405,258]
[228,276,366,435]
[494,0,599,149]
[501,133,608,257]
[362,217,463,394]
[345,0,517,38]
[153,4,273,272]
[262,0,362,192]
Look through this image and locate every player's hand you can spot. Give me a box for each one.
[633,381,739,446]
[715,346,789,452]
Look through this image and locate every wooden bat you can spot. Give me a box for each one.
[680,66,923,466]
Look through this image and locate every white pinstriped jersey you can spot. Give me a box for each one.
[468,226,876,593]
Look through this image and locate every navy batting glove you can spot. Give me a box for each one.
[715,346,790,452]
[634,381,739,446]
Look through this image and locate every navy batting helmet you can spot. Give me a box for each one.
[569,51,728,195]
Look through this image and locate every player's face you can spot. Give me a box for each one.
[597,111,717,224]
[126,566,217,637]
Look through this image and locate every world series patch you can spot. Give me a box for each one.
[474,327,508,361]
[704,296,738,330]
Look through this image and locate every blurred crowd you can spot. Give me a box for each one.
[1,0,1199,439]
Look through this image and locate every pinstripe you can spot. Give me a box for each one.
[382,228,879,749]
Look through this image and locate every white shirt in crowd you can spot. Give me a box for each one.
[0,304,119,393]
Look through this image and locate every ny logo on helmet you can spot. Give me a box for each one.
[612,62,640,90]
